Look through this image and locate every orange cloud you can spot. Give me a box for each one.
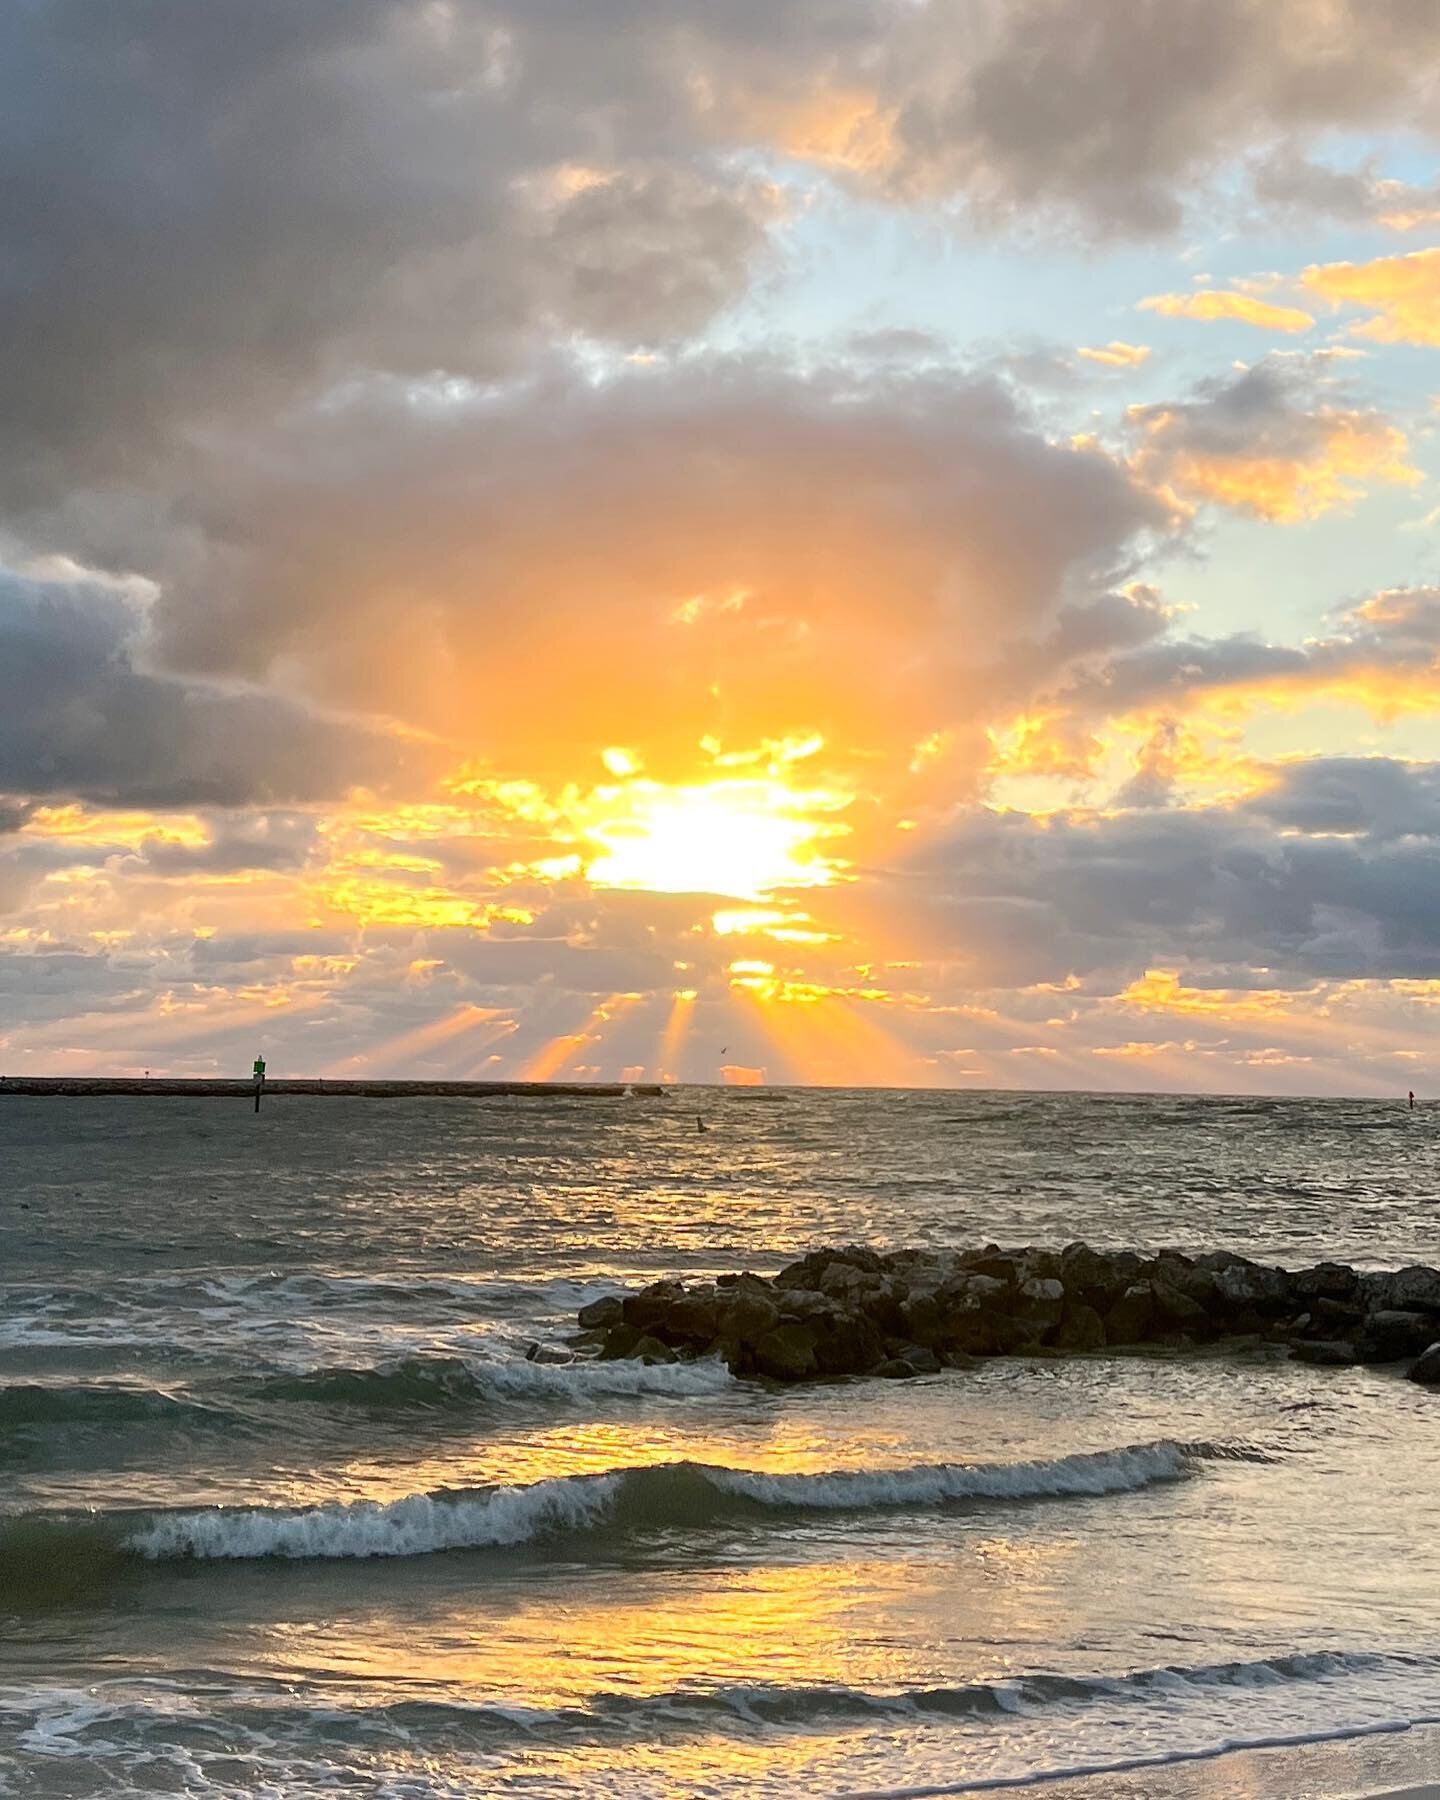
[1139,291,1315,333]
[1301,246,1440,346]
[1077,341,1152,367]
[1131,405,1419,522]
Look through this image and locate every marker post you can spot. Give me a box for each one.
[252,1055,266,1113]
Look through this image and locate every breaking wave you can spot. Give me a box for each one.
[0,1439,1222,1590]
[258,1352,735,1409]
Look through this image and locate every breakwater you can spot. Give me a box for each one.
[572,1243,1440,1385]
[0,1077,667,1099]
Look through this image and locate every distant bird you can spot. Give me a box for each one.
[720,1046,728,1055]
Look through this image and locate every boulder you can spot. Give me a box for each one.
[663,1290,723,1342]
[1364,1267,1440,1316]
[524,1341,575,1365]
[1061,1245,1144,1313]
[752,1321,819,1381]
[898,1286,946,1346]
[1051,1301,1106,1352]
[873,1357,920,1379]
[1293,1262,1361,1304]
[1015,1276,1065,1333]
[718,1290,780,1343]
[1106,1282,1155,1345]
[1150,1277,1211,1334]
[893,1342,942,1374]
[577,1294,623,1330]
[813,1309,886,1376]
[1407,1343,1440,1385]
[622,1280,686,1332]
[1363,1310,1437,1361]
[597,1323,642,1360]
[1211,1261,1292,1314]
[627,1334,675,1365]
[1291,1340,1358,1367]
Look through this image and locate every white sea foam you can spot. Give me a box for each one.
[123,1440,1202,1564]
[129,1473,627,1561]
[708,1440,1194,1510]
[460,1354,735,1402]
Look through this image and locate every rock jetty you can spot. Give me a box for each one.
[570,1244,1440,1386]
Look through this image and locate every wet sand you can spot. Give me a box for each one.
[999,1725,1440,1800]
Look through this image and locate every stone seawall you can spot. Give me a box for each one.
[568,1244,1440,1386]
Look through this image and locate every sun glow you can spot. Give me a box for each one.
[581,776,849,900]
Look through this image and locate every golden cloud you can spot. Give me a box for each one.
[1301,246,1440,346]
[1139,291,1315,333]
[1077,341,1152,367]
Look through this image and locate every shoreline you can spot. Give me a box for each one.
[0,1076,668,1099]
[962,1723,1440,1800]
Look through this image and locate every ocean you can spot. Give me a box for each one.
[2,1088,1439,1798]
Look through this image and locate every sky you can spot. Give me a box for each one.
[2,2,1440,1095]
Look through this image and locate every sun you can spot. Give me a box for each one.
[581,776,848,900]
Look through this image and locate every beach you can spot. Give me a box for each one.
[2,1086,1438,1796]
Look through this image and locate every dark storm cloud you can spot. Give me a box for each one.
[0,571,419,808]
[1244,758,1440,842]
[878,793,1440,986]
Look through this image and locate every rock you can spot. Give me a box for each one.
[718,1290,780,1343]
[1407,1343,1440,1385]
[1291,1340,1358,1367]
[1015,1276,1065,1333]
[577,1295,623,1330]
[898,1286,945,1346]
[1363,1310,1436,1360]
[1061,1244,1143,1313]
[1293,1262,1361,1303]
[627,1334,675,1364]
[942,1297,1002,1357]
[663,1290,722,1342]
[894,1342,942,1373]
[752,1321,819,1381]
[813,1308,886,1376]
[597,1323,641,1360]
[873,1357,920,1379]
[523,1342,575,1365]
[1150,1277,1210,1333]
[1051,1301,1106,1352]
[1364,1267,1440,1316]
[1212,1261,1292,1314]
[622,1280,686,1332]
[1106,1282,1155,1345]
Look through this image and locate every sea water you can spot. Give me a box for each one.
[1,1088,1439,1797]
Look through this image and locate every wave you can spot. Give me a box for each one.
[6,1649,1439,1759]
[69,1438,1208,1568]
[257,1351,734,1409]
[0,1381,230,1430]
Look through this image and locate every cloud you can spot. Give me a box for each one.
[1127,357,1419,521]
[1077,341,1152,367]
[877,790,1440,987]
[145,359,1170,785]
[877,0,1440,233]
[0,568,421,809]
[1301,247,1440,346]
[1245,757,1440,841]
[1139,291,1315,333]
